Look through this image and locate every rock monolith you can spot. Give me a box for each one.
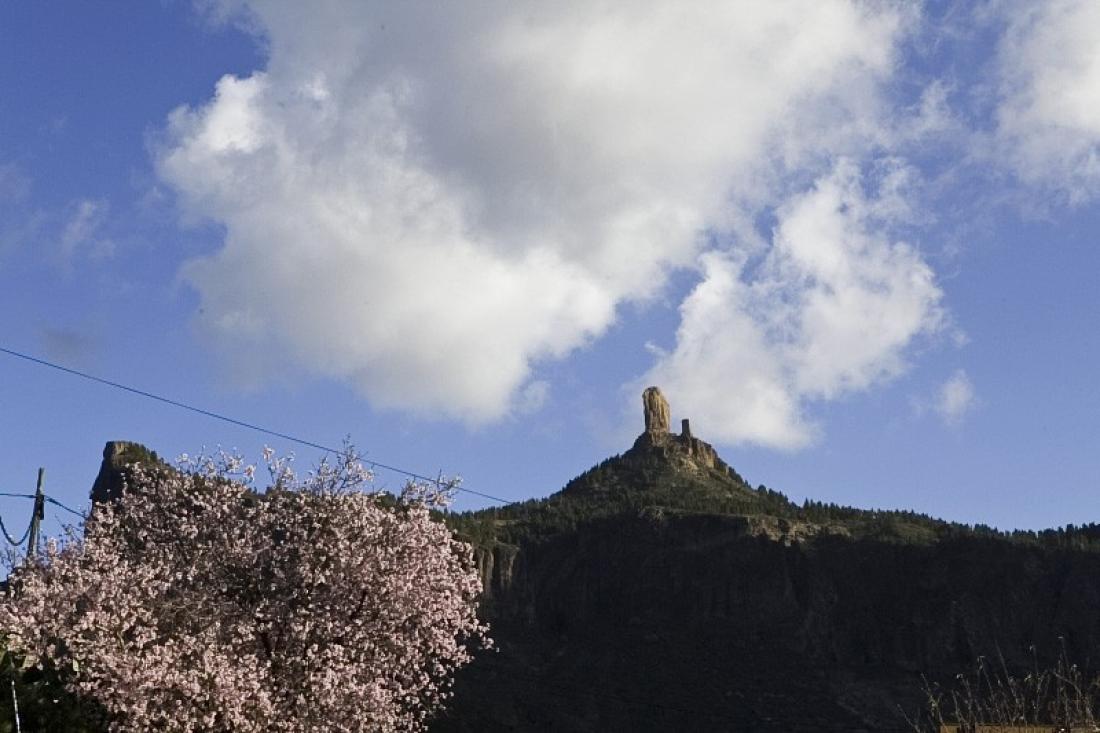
[642,386,671,434]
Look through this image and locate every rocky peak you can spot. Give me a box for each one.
[559,387,749,501]
[89,441,163,505]
[629,387,727,473]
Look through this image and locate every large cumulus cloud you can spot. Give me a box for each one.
[642,161,943,448]
[159,1,945,439]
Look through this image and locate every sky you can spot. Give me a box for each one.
[2,0,1100,538]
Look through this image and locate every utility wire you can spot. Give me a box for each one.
[44,496,86,519]
[0,492,40,544]
[0,512,33,547]
[0,345,512,505]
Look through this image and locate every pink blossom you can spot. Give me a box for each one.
[0,450,489,732]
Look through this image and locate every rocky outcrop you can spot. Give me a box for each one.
[475,542,520,602]
[630,388,733,474]
[89,441,152,504]
[642,386,671,435]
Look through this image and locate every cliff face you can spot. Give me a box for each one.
[444,518,1100,732]
[88,441,159,505]
[436,389,1100,732]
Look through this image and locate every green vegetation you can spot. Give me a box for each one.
[448,450,1100,555]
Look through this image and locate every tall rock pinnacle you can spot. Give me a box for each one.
[642,386,671,434]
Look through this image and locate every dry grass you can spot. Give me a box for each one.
[906,643,1100,733]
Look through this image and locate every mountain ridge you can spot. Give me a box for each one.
[436,387,1100,731]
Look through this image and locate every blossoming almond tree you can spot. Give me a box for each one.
[0,449,489,732]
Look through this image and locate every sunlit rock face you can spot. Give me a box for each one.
[631,387,728,473]
[642,386,671,436]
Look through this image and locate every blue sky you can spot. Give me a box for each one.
[2,1,1100,538]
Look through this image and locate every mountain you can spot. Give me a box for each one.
[434,388,1100,732]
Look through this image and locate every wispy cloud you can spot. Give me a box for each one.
[0,162,44,258]
[935,368,976,426]
[59,198,114,266]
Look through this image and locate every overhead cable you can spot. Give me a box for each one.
[0,345,512,505]
[0,512,33,547]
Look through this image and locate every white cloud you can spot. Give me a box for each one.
[640,161,944,449]
[935,368,975,425]
[60,199,114,264]
[994,0,1100,202]
[1,169,114,266]
[158,1,912,425]
[516,380,550,416]
[640,252,812,448]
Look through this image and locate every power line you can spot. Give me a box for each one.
[0,345,512,506]
[44,496,86,518]
[0,511,33,547]
[0,491,85,519]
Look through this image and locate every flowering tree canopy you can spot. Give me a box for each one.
[0,449,488,732]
